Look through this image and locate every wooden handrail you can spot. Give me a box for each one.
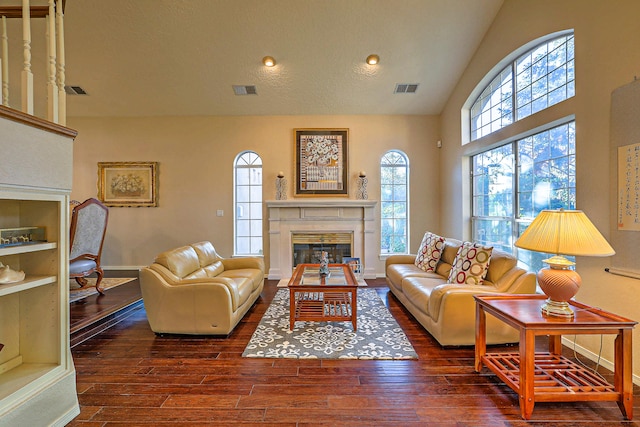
[0,6,49,19]
[0,1,66,19]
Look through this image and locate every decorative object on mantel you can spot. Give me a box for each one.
[97,161,158,207]
[318,251,330,277]
[275,171,287,200]
[515,209,615,317]
[0,262,25,284]
[356,170,368,200]
[294,128,349,196]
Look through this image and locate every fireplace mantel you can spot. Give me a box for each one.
[266,199,377,279]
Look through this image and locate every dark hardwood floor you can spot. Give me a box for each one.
[70,273,143,347]
[67,279,639,426]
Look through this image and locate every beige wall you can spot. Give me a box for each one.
[68,115,440,274]
[440,0,640,378]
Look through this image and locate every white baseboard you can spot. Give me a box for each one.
[561,336,640,386]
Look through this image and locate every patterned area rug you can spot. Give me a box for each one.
[242,288,418,359]
[69,277,135,303]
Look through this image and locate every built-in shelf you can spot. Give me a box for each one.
[0,275,57,297]
[0,242,57,256]
[0,363,60,403]
[0,106,79,426]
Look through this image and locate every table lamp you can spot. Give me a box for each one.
[514,209,615,317]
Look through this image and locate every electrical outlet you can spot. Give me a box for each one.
[216,210,224,217]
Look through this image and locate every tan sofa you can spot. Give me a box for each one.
[386,237,536,346]
[139,241,264,335]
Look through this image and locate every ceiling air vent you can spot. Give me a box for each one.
[232,85,258,96]
[394,83,419,94]
[64,85,88,95]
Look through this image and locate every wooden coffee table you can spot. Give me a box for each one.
[474,294,637,420]
[287,263,358,330]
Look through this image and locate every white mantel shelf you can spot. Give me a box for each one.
[266,199,377,208]
[266,199,377,280]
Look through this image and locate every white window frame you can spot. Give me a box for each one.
[470,32,574,141]
[233,151,263,256]
[380,150,409,255]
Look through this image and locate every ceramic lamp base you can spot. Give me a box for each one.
[537,265,582,318]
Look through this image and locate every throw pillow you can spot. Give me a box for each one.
[414,232,446,272]
[447,242,493,285]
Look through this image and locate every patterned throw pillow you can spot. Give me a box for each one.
[447,242,493,285]
[414,232,446,272]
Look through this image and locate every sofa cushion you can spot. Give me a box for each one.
[387,264,430,292]
[191,241,222,267]
[154,246,201,279]
[415,232,446,272]
[219,268,263,292]
[203,261,225,277]
[484,250,517,285]
[447,242,493,285]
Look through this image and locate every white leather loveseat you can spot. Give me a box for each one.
[139,241,264,335]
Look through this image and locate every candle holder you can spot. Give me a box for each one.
[356,171,368,200]
[275,172,287,200]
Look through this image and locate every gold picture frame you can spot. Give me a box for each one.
[294,128,349,196]
[97,161,158,207]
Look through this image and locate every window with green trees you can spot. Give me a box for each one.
[472,121,575,271]
[234,151,262,256]
[380,150,409,254]
[471,33,574,141]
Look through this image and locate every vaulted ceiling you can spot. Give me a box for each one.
[5,0,504,117]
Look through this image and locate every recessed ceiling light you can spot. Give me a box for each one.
[262,56,276,67]
[366,54,380,65]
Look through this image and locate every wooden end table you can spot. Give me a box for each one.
[287,263,358,330]
[474,294,636,420]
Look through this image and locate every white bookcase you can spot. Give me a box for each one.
[0,106,80,426]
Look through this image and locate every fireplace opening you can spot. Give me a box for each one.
[292,232,352,267]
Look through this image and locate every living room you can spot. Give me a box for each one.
[1,0,640,425]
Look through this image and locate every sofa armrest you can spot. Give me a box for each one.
[385,254,416,270]
[222,256,265,272]
[500,270,537,294]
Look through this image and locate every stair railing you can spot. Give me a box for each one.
[0,0,67,125]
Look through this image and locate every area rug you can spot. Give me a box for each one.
[69,277,135,303]
[242,288,418,359]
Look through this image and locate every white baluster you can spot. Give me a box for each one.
[22,0,33,115]
[46,0,58,123]
[56,0,65,125]
[1,15,8,106]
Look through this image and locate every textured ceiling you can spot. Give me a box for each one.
[5,0,504,117]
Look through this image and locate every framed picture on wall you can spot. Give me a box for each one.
[294,128,348,196]
[97,161,158,207]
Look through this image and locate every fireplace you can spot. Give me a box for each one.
[291,232,352,266]
[266,199,377,279]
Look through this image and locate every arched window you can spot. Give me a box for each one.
[234,151,262,256]
[471,33,574,141]
[380,150,409,254]
[469,31,576,272]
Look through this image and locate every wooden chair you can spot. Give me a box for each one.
[69,198,109,293]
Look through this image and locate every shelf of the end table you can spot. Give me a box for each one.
[482,351,619,402]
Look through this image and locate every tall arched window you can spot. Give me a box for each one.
[380,150,409,254]
[468,31,576,272]
[234,151,262,256]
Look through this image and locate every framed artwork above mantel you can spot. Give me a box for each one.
[294,128,348,196]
